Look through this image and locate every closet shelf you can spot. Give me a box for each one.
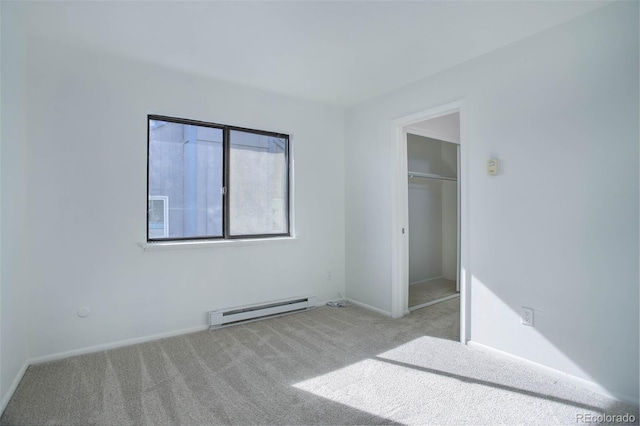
[408,171,457,182]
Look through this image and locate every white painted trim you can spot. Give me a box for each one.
[390,125,409,319]
[458,105,470,343]
[29,324,209,365]
[467,341,639,407]
[140,236,298,251]
[0,361,29,416]
[405,126,460,144]
[390,100,470,344]
[409,293,460,311]
[393,102,463,128]
[456,144,461,293]
[288,133,296,238]
[409,276,444,286]
[346,298,393,317]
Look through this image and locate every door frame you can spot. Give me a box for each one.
[390,100,470,344]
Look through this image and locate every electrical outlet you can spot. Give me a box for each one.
[325,269,333,281]
[521,307,534,326]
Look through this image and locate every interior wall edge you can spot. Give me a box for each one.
[0,0,30,411]
[0,360,28,417]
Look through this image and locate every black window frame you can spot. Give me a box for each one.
[147,114,291,243]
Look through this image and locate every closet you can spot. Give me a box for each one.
[407,133,459,310]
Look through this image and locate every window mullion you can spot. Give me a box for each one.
[223,126,230,239]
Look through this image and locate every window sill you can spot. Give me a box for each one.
[140,236,298,251]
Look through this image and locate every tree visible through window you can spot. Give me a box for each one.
[147,115,290,241]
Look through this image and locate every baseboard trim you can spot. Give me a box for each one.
[30,324,210,366]
[346,298,392,317]
[1,360,29,416]
[467,341,639,407]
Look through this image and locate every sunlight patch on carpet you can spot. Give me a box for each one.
[294,357,494,424]
[293,337,608,424]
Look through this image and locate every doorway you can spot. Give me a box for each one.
[406,128,459,311]
[390,101,469,344]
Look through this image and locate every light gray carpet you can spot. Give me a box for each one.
[1,301,637,425]
[409,278,458,308]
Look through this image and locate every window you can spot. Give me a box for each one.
[147,115,290,242]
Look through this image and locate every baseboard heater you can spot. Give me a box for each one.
[209,296,317,328]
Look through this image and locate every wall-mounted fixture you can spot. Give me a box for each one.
[487,158,499,176]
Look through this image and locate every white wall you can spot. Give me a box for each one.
[0,2,30,409]
[19,35,345,360]
[345,1,639,403]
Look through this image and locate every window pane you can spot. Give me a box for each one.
[148,120,223,239]
[229,130,288,236]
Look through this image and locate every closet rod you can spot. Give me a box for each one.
[408,172,457,182]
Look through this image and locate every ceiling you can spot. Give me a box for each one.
[19,1,610,106]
